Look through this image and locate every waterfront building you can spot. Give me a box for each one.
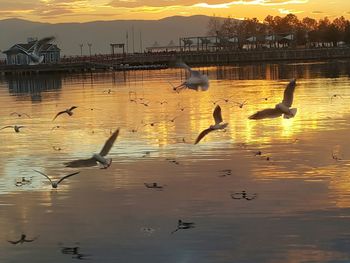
[3,37,60,65]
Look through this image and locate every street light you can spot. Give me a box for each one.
[88,43,92,57]
[79,43,83,56]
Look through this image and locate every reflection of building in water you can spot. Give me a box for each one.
[6,74,62,101]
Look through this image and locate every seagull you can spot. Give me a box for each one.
[211,97,232,105]
[0,125,24,133]
[7,234,38,245]
[10,112,31,118]
[167,115,181,123]
[52,106,78,121]
[173,62,209,92]
[330,94,343,102]
[249,79,297,120]
[33,170,80,188]
[157,100,168,105]
[16,36,55,65]
[194,105,228,144]
[232,100,248,108]
[64,129,120,169]
[171,220,195,234]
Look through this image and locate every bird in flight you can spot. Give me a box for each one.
[0,125,24,133]
[33,170,80,188]
[232,100,248,108]
[65,129,120,169]
[171,220,195,234]
[8,234,38,245]
[172,62,209,92]
[10,112,31,118]
[16,36,55,65]
[249,79,297,120]
[52,106,78,121]
[194,105,228,144]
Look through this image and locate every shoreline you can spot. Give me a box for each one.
[0,46,350,75]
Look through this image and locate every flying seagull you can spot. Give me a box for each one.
[0,125,24,133]
[171,220,195,234]
[7,234,38,245]
[172,62,209,92]
[194,105,228,144]
[16,36,55,65]
[249,79,297,120]
[33,170,80,188]
[52,106,78,121]
[65,129,120,169]
[10,112,31,118]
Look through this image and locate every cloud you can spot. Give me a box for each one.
[278,8,303,14]
[108,0,309,8]
[311,10,324,14]
[31,7,74,17]
[0,0,41,11]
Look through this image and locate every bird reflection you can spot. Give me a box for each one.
[65,129,119,169]
[332,151,343,161]
[61,245,90,260]
[15,177,33,187]
[144,182,164,189]
[166,158,180,165]
[231,191,257,201]
[171,219,195,234]
[7,234,38,245]
[218,169,232,177]
[249,79,297,120]
[52,146,63,151]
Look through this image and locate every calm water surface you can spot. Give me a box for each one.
[1,61,350,262]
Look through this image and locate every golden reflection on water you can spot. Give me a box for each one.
[1,63,350,262]
[0,66,350,166]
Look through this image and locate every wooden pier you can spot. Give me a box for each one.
[1,47,350,75]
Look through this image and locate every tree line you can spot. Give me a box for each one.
[208,14,350,46]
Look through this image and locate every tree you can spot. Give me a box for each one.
[207,15,222,36]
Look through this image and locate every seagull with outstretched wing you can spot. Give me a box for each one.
[16,36,55,65]
[52,106,78,121]
[249,79,297,120]
[7,234,38,245]
[172,62,209,92]
[10,112,31,118]
[33,170,80,188]
[65,129,120,169]
[195,105,228,144]
[0,125,24,133]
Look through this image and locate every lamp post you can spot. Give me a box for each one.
[88,43,92,57]
[79,43,83,56]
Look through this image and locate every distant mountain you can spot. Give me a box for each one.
[0,15,227,57]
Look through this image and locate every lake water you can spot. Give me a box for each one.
[1,61,350,262]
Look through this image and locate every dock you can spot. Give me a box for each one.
[1,47,350,75]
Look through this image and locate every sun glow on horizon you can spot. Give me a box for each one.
[0,0,348,23]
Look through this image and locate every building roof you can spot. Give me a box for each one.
[3,42,60,54]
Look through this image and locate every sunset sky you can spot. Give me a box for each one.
[0,0,349,23]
